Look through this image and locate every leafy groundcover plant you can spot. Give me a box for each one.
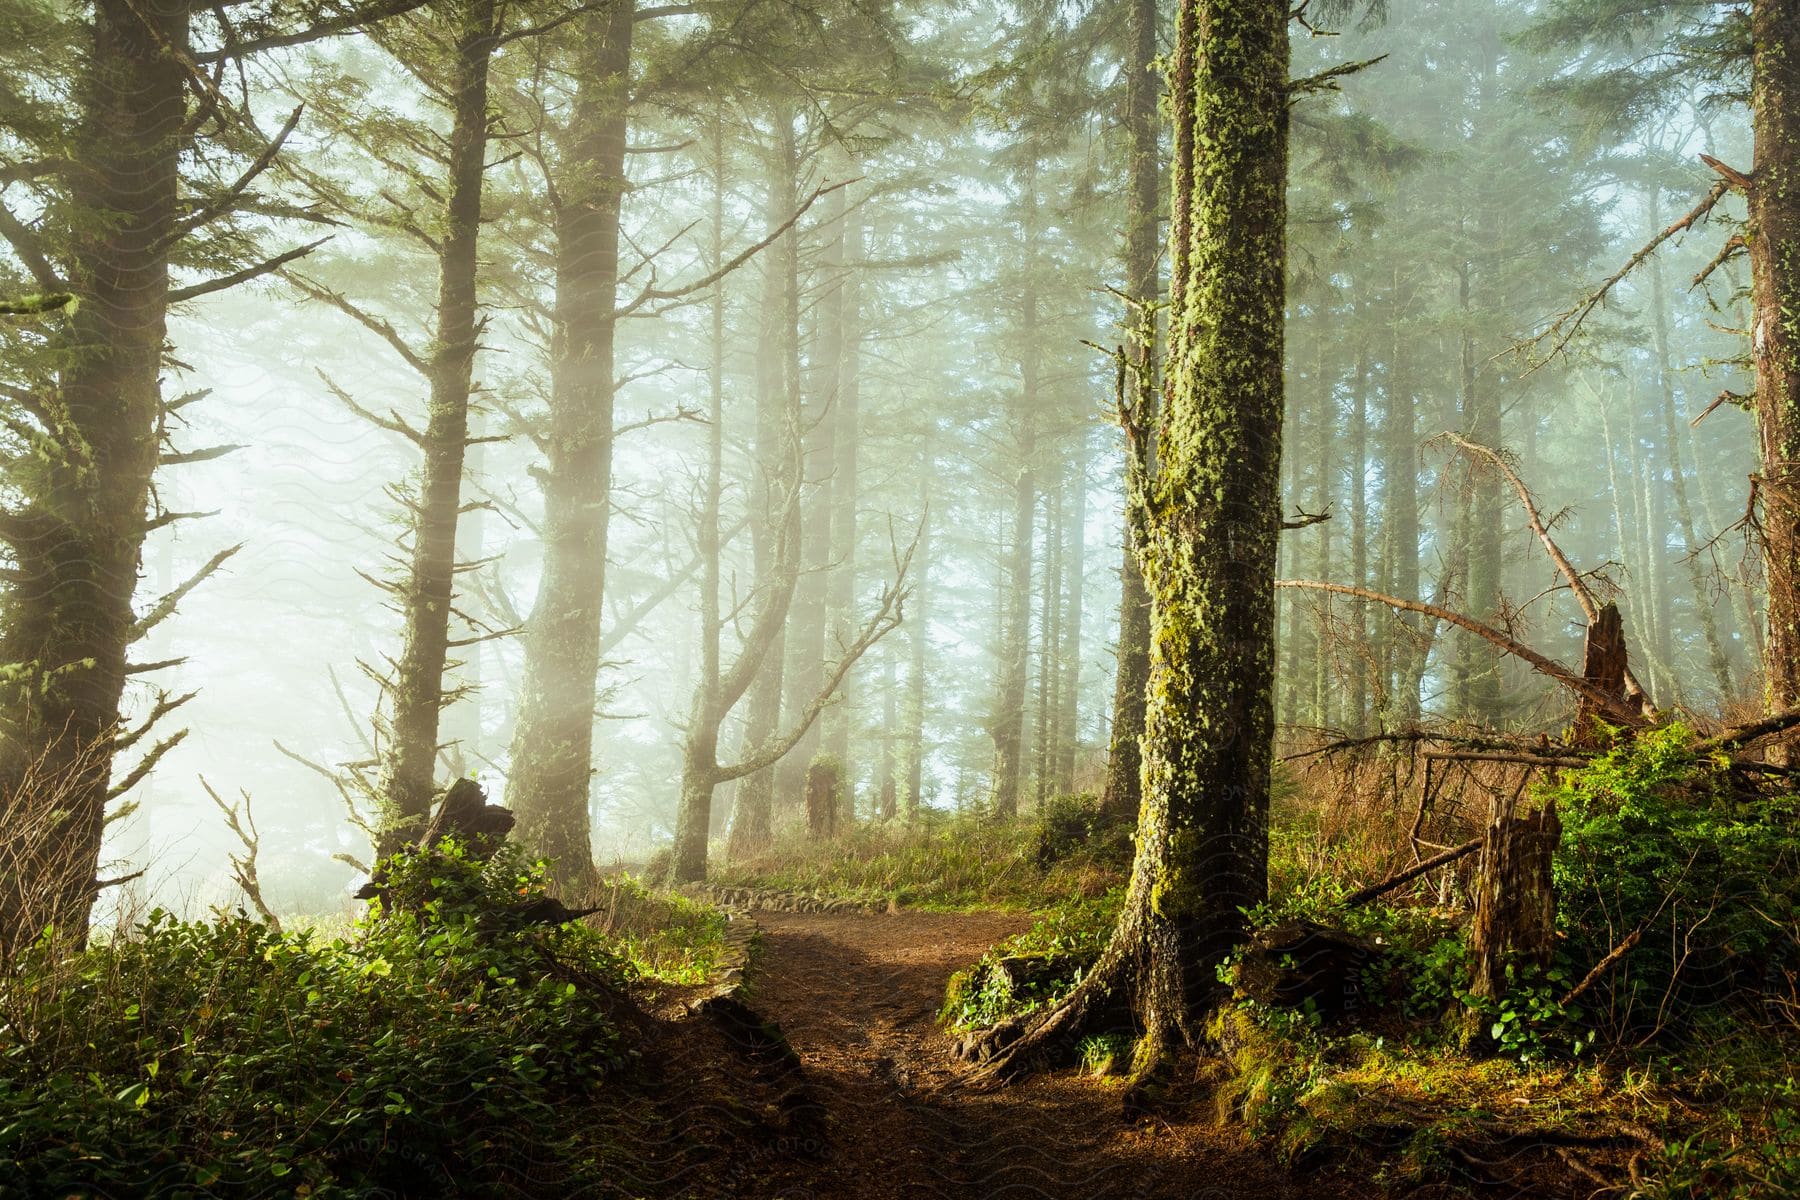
[0,840,650,1197]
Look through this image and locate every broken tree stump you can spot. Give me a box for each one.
[1571,602,1633,746]
[356,778,519,902]
[1464,797,1562,1040]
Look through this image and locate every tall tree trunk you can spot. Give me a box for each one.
[776,184,841,807]
[1381,263,1423,725]
[974,0,1288,1077]
[1099,0,1159,819]
[905,486,930,819]
[379,0,498,847]
[1034,477,1063,805]
[1455,258,1503,724]
[879,645,898,820]
[727,113,800,856]
[1056,434,1087,794]
[503,2,633,895]
[1347,349,1369,736]
[674,118,732,882]
[991,168,1041,819]
[1310,335,1335,730]
[1750,0,1800,728]
[1647,189,1734,704]
[0,0,188,950]
[824,211,863,799]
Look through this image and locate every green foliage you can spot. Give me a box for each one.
[1033,791,1132,871]
[0,840,641,1197]
[941,892,1119,1031]
[713,810,1124,910]
[1548,724,1800,1038]
[588,871,731,986]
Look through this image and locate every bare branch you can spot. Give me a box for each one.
[170,237,329,305]
[616,178,855,319]
[1276,579,1642,724]
[132,543,243,642]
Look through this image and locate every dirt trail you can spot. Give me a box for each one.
[731,909,1346,1200]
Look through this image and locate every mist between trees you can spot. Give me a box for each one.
[0,0,1777,931]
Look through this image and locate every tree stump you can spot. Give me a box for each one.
[1465,798,1562,1037]
[805,758,841,841]
[1572,602,1630,746]
[355,778,516,901]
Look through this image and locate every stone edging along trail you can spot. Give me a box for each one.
[677,885,897,1007]
[688,883,898,917]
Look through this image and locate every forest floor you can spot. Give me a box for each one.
[698,908,1348,1200]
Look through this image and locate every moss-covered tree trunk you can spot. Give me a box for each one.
[0,0,188,950]
[972,0,1288,1077]
[1098,0,1161,822]
[503,2,633,895]
[378,0,499,847]
[1751,0,1800,728]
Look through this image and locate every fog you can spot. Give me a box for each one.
[1,0,1760,919]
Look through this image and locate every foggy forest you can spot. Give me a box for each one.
[3,0,1800,1196]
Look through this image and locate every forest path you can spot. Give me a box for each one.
[733,909,1345,1200]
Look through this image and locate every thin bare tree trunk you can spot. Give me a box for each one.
[1099,0,1158,818]
[380,0,499,845]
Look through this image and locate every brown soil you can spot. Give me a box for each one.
[696,908,1351,1200]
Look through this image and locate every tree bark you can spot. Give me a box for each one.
[1750,0,1800,732]
[503,1,633,895]
[0,0,188,949]
[972,0,1288,1079]
[1099,0,1159,819]
[379,0,499,848]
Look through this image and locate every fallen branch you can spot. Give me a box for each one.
[1561,927,1643,1008]
[1438,432,1651,708]
[1341,837,1481,907]
[1275,580,1642,724]
[1697,707,1800,754]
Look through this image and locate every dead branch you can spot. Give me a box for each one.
[1561,927,1643,1008]
[1697,707,1800,754]
[1276,580,1642,724]
[201,776,281,932]
[170,237,329,305]
[1341,837,1481,907]
[131,544,243,643]
[1522,178,1729,366]
[616,178,856,319]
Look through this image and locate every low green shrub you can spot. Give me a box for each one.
[0,840,643,1197]
[1549,724,1800,1040]
[941,892,1120,1030]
